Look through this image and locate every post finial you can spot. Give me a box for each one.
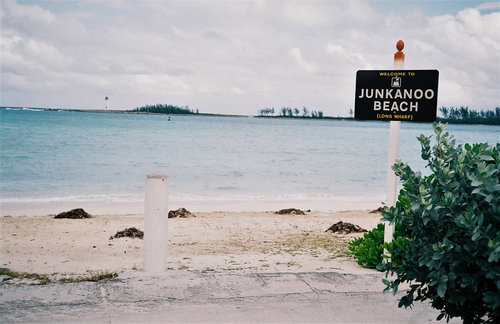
[396,40,404,52]
[394,40,405,68]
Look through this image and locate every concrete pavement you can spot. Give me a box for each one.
[1,271,459,323]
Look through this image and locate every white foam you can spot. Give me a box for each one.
[1,191,384,216]
[0,193,143,204]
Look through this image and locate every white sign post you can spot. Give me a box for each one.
[383,40,405,246]
[143,172,169,273]
[354,40,438,255]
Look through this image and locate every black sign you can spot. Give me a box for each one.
[355,70,439,122]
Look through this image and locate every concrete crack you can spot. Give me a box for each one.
[100,286,108,305]
[99,285,112,324]
[298,275,322,306]
[256,274,268,287]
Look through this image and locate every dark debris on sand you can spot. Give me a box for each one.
[54,208,92,219]
[111,227,144,240]
[168,208,196,218]
[325,221,367,234]
[274,208,309,215]
[370,207,383,213]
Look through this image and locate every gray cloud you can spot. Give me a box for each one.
[1,0,499,115]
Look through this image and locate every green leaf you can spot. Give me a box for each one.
[480,154,495,161]
[437,282,447,297]
[483,291,500,308]
[470,178,483,187]
[471,188,482,194]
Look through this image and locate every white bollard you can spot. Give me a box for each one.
[143,173,169,273]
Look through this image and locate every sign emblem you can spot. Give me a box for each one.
[391,77,401,88]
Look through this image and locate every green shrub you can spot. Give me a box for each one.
[349,223,385,268]
[379,123,500,323]
[349,223,405,269]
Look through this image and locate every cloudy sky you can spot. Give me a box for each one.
[1,0,499,116]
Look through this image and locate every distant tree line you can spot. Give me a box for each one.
[131,104,198,114]
[438,106,500,125]
[257,106,324,118]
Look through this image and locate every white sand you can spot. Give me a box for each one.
[1,210,383,278]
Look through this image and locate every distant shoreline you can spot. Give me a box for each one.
[2,106,500,125]
[0,106,349,120]
[0,106,250,118]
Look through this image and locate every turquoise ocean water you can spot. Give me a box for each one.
[1,108,499,215]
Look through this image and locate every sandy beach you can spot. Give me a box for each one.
[1,209,382,280]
